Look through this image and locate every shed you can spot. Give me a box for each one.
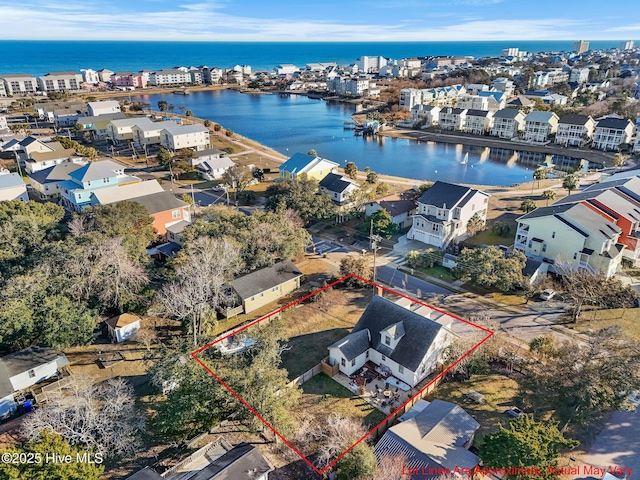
[105,313,141,343]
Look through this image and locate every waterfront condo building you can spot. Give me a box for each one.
[110,72,148,88]
[408,181,489,248]
[438,108,467,131]
[462,110,493,135]
[1,74,37,95]
[573,40,589,54]
[107,117,152,144]
[555,114,595,147]
[522,111,559,143]
[569,68,590,84]
[37,72,83,92]
[80,69,100,85]
[591,117,634,151]
[160,124,210,151]
[355,56,387,74]
[490,109,525,139]
[149,69,192,86]
[133,120,177,148]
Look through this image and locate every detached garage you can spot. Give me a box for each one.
[106,313,141,343]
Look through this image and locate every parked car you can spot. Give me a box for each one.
[212,184,227,192]
[539,289,556,301]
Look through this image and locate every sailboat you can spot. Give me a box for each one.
[460,153,469,165]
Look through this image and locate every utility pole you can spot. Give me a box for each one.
[370,219,382,288]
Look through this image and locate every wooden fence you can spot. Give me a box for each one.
[286,363,322,388]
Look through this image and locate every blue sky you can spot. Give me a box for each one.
[0,0,638,41]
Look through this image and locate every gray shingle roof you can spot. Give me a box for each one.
[492,108,523,119]
[328,330,370,361]
[232,260,302,300]
[0,172,26,189]
[27,162,85,185]
[0,346,60,397]
[595,117,633,130]
[418,181,485,209]
[190,443,272,480]
[68,160,125,183]
[125,467,164,480]
[558,113,593,126]
[319,173,358,194]
[130,191,189,215]
[351,296,443,372]
[465,109,489,117]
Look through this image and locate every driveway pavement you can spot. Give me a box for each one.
[572,410,640,479]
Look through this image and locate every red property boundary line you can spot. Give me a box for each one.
[191,274,494,475]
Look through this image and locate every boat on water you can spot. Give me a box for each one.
[218,337,256,355]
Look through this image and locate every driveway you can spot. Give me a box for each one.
[572,410,640,479]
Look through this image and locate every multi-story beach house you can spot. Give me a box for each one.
[133,121,177,148]
[408,181,490,248]
[555,114,595,147]
[107,117,152,144]
[37,72,83,92]
[1,75,37,95]
[160,124,210,151]
[592,117,634,151]
[439,108,467,131]
[463,110,493,135]
[278,152,339,181]
[490,109,525,139]
[522,111,559,143]
[87,100,121,117]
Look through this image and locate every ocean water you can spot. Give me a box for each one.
[128,89,575,186]
[0,40,627,76]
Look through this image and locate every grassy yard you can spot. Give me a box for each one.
[417,265,456,283]
[463,229,513,247]
[488,292,527,306]
[571,307,640,341]
[300,374,387,428]
[280,288,373,379]
[424,373,521,442]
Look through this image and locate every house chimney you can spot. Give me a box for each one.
[376,286,383,297]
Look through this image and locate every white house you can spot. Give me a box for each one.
[523,111,559,143]
[0,347,69,418]
[0,171,29,203]
[278,152,339,181]
[196,156,236,180]
[491,109,525,139]
[106,313,141,343]
[132,120,176,147]
[514,202,626,278]
[402,104,440,128]
[555,114,595,147]
[491,77,515,96]
[592,117,634,151]
[160,124,210,151]
[328,295,454,388]
[274,64,299,76]
[107,117,153,144]
[319,172,359,206]
[408,181,490,248]
[87,100,121,117]
[569,67,590,84]
[438,107,467,131]
[463,109,493,135]
[25,148,79,173]
[149,69,192,86]
[81,69,100,85]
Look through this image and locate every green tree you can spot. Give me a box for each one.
[0,430,104,480]
[221,164,254,201]
[520,199,537,213]
[562,174,579,195]
[225,128,234,137]
[453,247,526,292]
[339,255,371,287]
[156,147,173,168]
[213,123,222,131]
[612,153,626,171]
[168,104,175,113]
[265,178,337,222]
[178,105,187,116]
[180,194,194,205]
[157,100,168,112]
[363,209,397,238]
[466,213,486,236]
[185,110,193,117]
[366,171,379,184]
[417,182,432,196]
[335,443,377,480]
[307,149,317,157]
[542,190,556,206]
[480,415,578,480]
[344,162,358,180]
[203,119,212,127]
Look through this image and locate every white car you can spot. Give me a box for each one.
[539,289,556,301]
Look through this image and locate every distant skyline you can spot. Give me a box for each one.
[0,0,638,41]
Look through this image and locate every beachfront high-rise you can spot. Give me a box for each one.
[573,40,589,54]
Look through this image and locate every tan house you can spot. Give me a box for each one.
[231,261,302,314]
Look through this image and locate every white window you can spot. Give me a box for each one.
[172,209,181,219]
[398,365,404,374]
[28,369,35,378]
[366,350,369,359]
[381,355,386,361]
[341,358,346,367]
[351,359,356,367]
[385,336,391,346]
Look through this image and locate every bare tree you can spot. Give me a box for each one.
[316,414,368,467]
[373,453,411,480]
[67,214,95,237]
[135,323,158,350]
[154,237,242,346]
[22,375,143,457]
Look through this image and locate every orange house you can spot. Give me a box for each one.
[132,191,191,238]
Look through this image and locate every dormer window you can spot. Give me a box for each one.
[385,336,391,346]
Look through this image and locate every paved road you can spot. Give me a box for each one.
[571,409,640,480]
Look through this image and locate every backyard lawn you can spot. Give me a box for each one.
[299,374,387,429]
[571,307,640,341]
[462,229,513,247]
[280,288,373,379]
[424,373,521,442]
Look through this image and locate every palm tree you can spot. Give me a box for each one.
[612,153,626,172]
[520,199,537,213]
[542,190,557,206]
[532,168,546,193]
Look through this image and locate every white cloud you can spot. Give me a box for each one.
[0,1,623,41]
